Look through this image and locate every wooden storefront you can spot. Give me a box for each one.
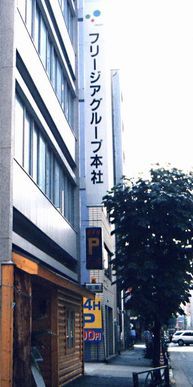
[0,253,93,387]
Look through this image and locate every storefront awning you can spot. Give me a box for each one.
[13,252,94,299]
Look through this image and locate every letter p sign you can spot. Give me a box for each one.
[88,237,99,255]
[86,227,103,270]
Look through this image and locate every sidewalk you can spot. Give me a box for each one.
[67,344,154,386]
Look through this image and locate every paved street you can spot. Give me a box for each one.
[66,343,193,387]
[169,343,193,386]
[67,345,154,386]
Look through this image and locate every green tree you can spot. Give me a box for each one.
[103,166,193,366]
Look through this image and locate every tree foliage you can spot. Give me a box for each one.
[103,166,193,326]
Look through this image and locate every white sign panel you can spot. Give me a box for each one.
[84,0,113,206]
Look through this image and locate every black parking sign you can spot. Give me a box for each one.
[86,227,103,270]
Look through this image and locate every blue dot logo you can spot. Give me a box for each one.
[93,10,101,17]
[85,10,101,21]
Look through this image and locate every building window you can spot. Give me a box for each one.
[40,17,47,68]
[58,0,75,44]
[23,112,31,174]
[34,3,40,51]
[64,176,74,225]
[32,125,38,183]
[17,0,75,130]
[14,95,75,226]
[104,247,112,281]
[45,148,52,199]
[51,47,57,90]
[46,37,52,78]
[53,159,60,210]
[15,97,24,166]
[64,79,69,120]
[56,60,62,103]
[66,310,75,350]
[38,134,46,192]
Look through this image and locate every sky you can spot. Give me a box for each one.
[108,0,193,178]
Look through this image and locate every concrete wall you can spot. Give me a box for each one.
[0,0,16,262]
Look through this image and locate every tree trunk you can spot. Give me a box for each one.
[152,317,161,367]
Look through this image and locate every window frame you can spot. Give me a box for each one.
[14,94,75,225]
[18,0,76,131]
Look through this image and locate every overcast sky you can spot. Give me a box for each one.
[108,0,193,178]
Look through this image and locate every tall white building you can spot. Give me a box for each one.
[0,1,92,385]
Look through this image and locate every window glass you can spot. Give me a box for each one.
[53,160,60,209]
[26,0,33,34]
[69,92,74,128]
[32,126,38,182]
[38,135,46,192]
[15,97,24,165]
[60,173,65,216]
[51,48,57,90]
[64,0,68,27]
[56,60,62,103]
[34,4,40,51]
[45,148,51,199]
[69,8,71,32]
[67,1,74,42]
[104,248,112,280]
[64,178,74,224]
[24,113,31,173]
[40,17,47,67]
[14,96,75,225]
[61,74,65,111]
[17,0,26,21]
[64,82,69,120]
[47,37,52,78]
[69,182,74,225]
[19,0,76,130]
[70,13,74,43]
[64,176,68,219]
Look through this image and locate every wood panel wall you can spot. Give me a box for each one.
[57,289,83,386]
[11,268,84,387]
[13,269,32,387]
[0,264,14,387]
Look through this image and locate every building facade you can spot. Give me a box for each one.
[111,69,129,350]
[78,0,123,361]
[0,1,92,386]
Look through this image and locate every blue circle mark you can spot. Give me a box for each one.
[93,10,101,17]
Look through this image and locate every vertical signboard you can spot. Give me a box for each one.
[86,227,103,269]
[84,0,114,205]
[83,297,103,342]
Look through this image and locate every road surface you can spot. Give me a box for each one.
[169,343,193,386]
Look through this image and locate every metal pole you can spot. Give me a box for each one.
[164,366,170,387]
[132,372,139,387]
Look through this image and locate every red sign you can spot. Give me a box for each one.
[84,329,102,342]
